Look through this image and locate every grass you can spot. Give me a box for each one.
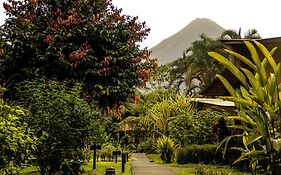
[82,158,131,175]
[146,154,251,175]
[19,158,131,175]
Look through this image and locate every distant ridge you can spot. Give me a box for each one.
[150,18,225,65]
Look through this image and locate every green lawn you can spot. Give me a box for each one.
[82,158,131,175]
[19,158,131,175]
[146,154,250,175]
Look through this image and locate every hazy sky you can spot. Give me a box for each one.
[1,0,281,48]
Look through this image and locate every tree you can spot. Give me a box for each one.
[1,0,156,107]
[169,34,224,94]
[221,28,261,39]
[209,41,281,174]
[0,88,37,174]
[14,80,105,174]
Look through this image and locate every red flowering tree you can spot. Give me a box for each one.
[1,0,157,107]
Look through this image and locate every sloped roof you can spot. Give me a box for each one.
[192,98,235,107]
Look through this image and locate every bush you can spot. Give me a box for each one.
[14,80,105,174]
[98,144,116,161]
[0,91,37,174]
[137,138,156,153]
[176,144,223,164]
[169,109,222,146]
[156,136,177,163]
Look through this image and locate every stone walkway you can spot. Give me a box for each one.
[131,153,177,175]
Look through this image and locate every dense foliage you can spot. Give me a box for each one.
[0,88,37,174]
[169,109,222,146]
[147,95,194,136]
[209,41,281,174]
[176,144,222,164]
[1,0,156,107]
[13,80,105,174]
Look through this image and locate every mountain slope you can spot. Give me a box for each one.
[150,18,225,65]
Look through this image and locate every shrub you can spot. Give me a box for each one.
[156,136,177,163]
[0,91,37,174]
[169,109,222,146]
[137,138,156,153]
[176,144,223,164]
[14,80,105,174]
[98,144,116,161]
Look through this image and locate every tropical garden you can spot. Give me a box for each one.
[1,0,280,175]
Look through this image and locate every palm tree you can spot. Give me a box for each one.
[244,29,261,39]
[169,34,224,94]
[221,28,261,39]
[166,29,261,95]
[220,29,241,39]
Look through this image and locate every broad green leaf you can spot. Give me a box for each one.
[261,47,277,68]
[254,41,277,73]
[216,74,237,97]
[268,73,277,96]
[245,134,262,145]
[243,135,249,150]
[219,96,258,108]
[240,113,258,128]
[224,48,257,71]
[240,86,252,100]
[272,138,281,152]
[217,134,242,158]
[244,41,267,85]
[262,103,276,121]
[233,154,248,165]
[226,116,251,124]
[208,52,248,87]
[241,68,264,101]
[244,41,261,68]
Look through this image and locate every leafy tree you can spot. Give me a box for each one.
[0,88,37,174]
[209,41,281,174]
[1,0,156,107]
[14,80,105,174]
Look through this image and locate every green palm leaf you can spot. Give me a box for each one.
[216,74,237,97]
[254,41,277,73]
[219,96,258,108]
[208,52,248,87]
[241,68,264,101]
[223,49,257,71]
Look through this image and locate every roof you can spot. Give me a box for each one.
[220,37,281,44]
[192,98,235,107]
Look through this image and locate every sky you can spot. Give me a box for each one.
[1,0,281,48]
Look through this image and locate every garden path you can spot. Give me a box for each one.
[131,153,177,175]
